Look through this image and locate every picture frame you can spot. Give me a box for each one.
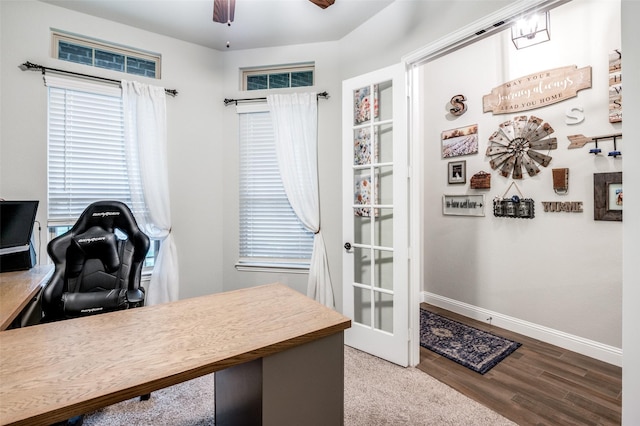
[442,194,485,217]
[594,172,622,221]
[448,160,466,184]
[441,124,479,158]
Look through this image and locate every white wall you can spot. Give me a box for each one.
[217,0,516,311]
[422,0,622,349]
[621,0,640,422]
[0,0,514,310]
[1,0,638,421]
[218,42,343,302]
[0,0,226,300]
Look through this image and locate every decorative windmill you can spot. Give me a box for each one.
[485,116,558,180]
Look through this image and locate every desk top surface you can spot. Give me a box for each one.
[0,283,350,426]
[0,265,53,330]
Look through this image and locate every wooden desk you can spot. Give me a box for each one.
[0,283,351,426]
[0,265,53,330]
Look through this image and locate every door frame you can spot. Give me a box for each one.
[402,0,571,367]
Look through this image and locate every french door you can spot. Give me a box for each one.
[342,63,409,367]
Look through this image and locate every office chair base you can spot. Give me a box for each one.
[52,414,84,426]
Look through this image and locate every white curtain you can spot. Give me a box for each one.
[122,80,179,305]
[267,93,335,309]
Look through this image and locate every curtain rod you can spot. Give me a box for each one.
[19,61,178,97]
[223,91,329,106]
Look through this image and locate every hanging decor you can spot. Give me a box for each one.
[486,115,557,180]
[493,182,535,219]
[470,171,491,189]
[482,65,592,115]
[567,132,622,157]
[608,49,622,123]
[552,168,569,194]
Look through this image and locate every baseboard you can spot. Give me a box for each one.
[421,291,622,367]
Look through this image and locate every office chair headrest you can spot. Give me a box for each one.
[71,226,120,272]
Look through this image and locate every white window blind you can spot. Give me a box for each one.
[47,76,139,225]
[238,107,313,269]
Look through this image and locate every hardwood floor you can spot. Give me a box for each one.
[417,304,622,426]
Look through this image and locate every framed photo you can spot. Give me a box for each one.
[448,160,466,184]
[594,172,622,221]
[442,194,485,217]
[441,124,479,158]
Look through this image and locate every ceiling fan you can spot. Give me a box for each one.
[213,0,334,25]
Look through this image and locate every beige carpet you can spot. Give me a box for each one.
[83,346,516,425]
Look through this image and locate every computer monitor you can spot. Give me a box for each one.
[0,200,40,272]
[0,200,39,249]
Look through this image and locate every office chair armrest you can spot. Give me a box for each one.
[61,289,128,318]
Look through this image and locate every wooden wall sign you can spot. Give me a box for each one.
[552,168,569,194]
[483,65,592,115]
[609,49,622,123]
[541,201,583,213]
[470,171,491,189]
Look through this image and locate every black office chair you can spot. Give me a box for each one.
[42,200,150,322]
[43,201,152,425]
[42,200,151,320]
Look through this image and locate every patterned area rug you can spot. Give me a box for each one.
[420,308,521,375]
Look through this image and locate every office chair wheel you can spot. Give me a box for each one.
[140,393,151,401]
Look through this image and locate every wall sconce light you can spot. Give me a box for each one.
[512,11,550,49]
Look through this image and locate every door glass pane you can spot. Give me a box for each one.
[354,214,371,246]
[374,249,393,290]
[354,286,371,327]
[353,85,374,125]
[374,80,393,122]
[354,168,376,216]
[354,247,371,285]
[375,123,393,163]
[354,128,374,165]
[374,208,393,248]
[377,165,393,205]
[374,290,393,333]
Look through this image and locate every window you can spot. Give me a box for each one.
[242,64,314,91]
[46,76,157,268]
[52,30,161,79]
[237,105,314,271]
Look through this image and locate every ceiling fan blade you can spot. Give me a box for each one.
[309,0,335,8]
[213,0,235,24]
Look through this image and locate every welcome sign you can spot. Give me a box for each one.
[483,65,592,115]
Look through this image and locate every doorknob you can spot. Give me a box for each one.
[344,242,352,251]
